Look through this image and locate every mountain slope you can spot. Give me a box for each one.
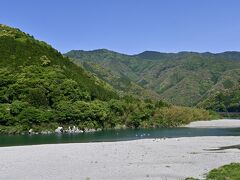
[65,49,240,106]
[0,25,117,101]
[199,85,240,112]
[0,24,120,133]
[0,25,217,134]
[66,49,161,99]
[72,58,161,99]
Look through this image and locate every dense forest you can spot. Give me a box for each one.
[0,24,220,134]
[65,49,240,106]
[199,86,240,112]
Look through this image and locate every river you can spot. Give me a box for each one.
[1,127,240,147]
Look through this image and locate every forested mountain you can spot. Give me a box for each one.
[0,25,117,101]
[0,25,216,134]
[65,49,165,100]
[65,49,240,106]
[199,85,240,112]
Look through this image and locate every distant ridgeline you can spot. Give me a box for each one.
[65,49,240,110]
[0,24,217,134]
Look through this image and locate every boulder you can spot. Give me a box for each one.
[28,129,33,134]
[66,126,83,134]
[55,127,63,133]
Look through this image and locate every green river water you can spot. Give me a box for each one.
[0,127,240,147]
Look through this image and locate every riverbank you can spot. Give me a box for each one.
[0,136,240,180]
[186,119,240,128]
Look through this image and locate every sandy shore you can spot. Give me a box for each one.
[0,136,240,180]
[186,119,240,128]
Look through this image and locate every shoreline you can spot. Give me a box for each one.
[1,136,240,180]
[185,119,240,128]
[1,119,240,135]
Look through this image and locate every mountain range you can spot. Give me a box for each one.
[65,49,240,106]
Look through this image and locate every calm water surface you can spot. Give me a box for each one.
[0,127,240,147]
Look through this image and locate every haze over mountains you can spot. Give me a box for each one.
[65,49,240,106]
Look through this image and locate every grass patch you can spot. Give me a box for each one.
[186,163,240,180]
[206,163,240,180]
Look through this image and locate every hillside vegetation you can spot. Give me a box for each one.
[199,85,240,113]
[0,24,216,134]
[70,51,160,99]
[65,49,240,106]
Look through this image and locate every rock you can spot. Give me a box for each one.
[55,127,63,133]
[28,129,33,134]
[41,131,52,135]
[74,127,83,133]
[66,126,83,134]
[66,126,71,133]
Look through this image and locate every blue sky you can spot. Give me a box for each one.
[1,0,240,54]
